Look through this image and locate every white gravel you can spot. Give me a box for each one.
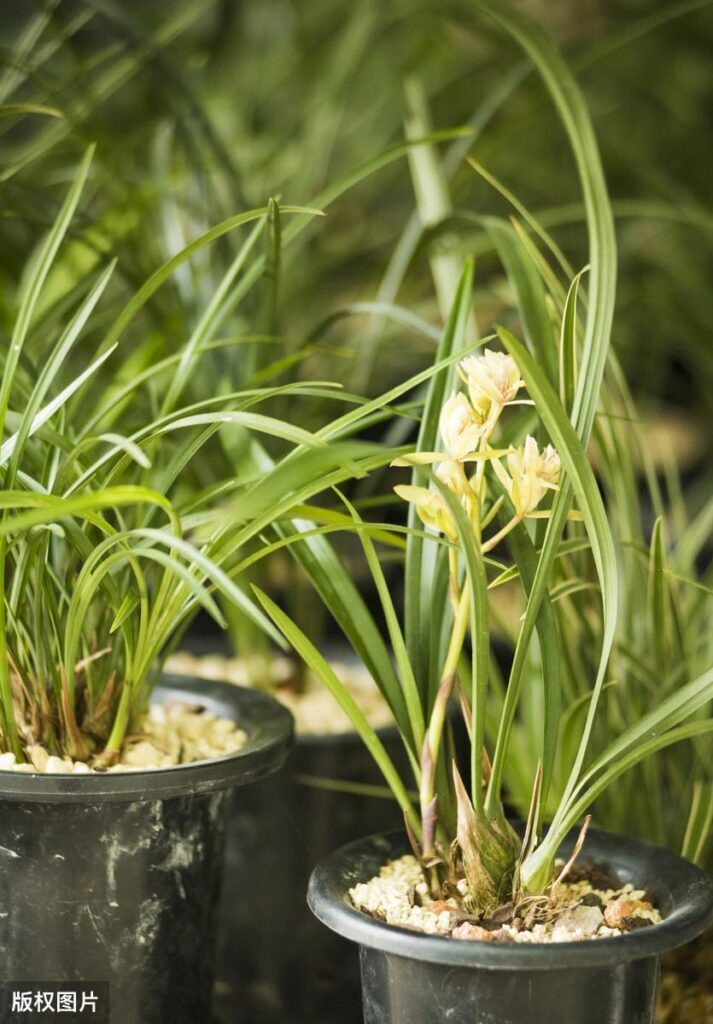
[349,853,662,943]
[0,702,247,774]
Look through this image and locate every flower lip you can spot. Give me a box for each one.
[504,435,561,516]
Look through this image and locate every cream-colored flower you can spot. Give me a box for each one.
[394,484,457,541]
[502,435,561,516]
[435,460,476,519]
[439,392,484,461]
[459,349,523,419]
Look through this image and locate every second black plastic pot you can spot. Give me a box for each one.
[213,723,412,1024]
[308,828,713,1024]
[0,675,292,1024]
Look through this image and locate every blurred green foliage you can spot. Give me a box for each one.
[1,0,712,418]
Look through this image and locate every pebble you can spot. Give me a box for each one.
[604,897,656,929]
[429,900,459,915]
[27,745,49,771]
[120,740,172,769]
[45,756,74,774]
[451,923,494,942]
[551,905,604,942]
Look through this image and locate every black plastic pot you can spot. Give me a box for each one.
[0,676,292,1024]
[308,828,713,1024]
[213,725,412,1024]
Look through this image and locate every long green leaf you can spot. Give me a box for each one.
[475,0,617,446]
[405,260,474,699]
[336,490,424,759]
[497,330,618,836]
[254,587,421,833]
[101,205,321,354]
[160,219,265,416]
[682,782,713,865]
[485,217,557,383]
[436,479,489,813]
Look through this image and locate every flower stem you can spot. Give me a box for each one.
[482,514,523,553]
[419,585,471,855]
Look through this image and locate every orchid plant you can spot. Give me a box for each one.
[256,263,713,911]
[393,3,713,878]
[392,349,563,902]
[254,2,713,912]
[0,144,403,768]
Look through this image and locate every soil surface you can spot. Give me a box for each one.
[350,853,661,943]
[0,700,246,773]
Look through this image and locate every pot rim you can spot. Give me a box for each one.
[308,827,713,970]
[0,674,294,803]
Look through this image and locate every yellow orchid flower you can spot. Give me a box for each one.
[497,435,561,516]
[439,392,484,461]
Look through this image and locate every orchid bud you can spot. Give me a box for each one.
[394,485,458,542]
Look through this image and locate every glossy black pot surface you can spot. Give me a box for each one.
[0,676,292,1024]
[309,828,713,1024]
